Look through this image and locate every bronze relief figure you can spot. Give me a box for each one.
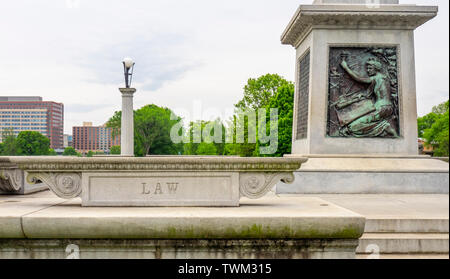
[327,47,400,138]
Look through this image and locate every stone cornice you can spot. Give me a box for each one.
[281,4,438,47]
[7,156,306,172]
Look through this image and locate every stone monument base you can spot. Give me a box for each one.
[0,196,365,259]
[278,155,449,194]
[6,156,306,207]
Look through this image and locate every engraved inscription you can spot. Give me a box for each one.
[296,50,310,140]
[141,182,179,196]
[85,174,239,206]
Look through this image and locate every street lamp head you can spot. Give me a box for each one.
[122,57,135,88]
[123,57,134,69]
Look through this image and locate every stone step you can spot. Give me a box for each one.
[356,254,449,260]
[357,233,449,254]
[365,218,449,233]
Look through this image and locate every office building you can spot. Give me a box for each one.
[0,96,64,149]
[72,122,120,154]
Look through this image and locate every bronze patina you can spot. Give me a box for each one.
[327,47,400,138]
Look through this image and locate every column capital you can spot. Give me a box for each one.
[119,88,137,96]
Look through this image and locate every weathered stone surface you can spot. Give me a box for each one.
[278,155,449,194]
[0,239,360,259]
[82,172,240,207]
[0,158,47,195]
[119,88,136,156]
[6,156,306,207]
[0,194,365,259]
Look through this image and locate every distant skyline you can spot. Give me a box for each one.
[0,0,448,134]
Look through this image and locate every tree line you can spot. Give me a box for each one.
[1,74,448,157]
[105,74,295,157]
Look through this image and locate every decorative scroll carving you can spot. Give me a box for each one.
[27,173,82,199]
[240,172,295,199]
[0,169,23,192]
[327,46,400,138]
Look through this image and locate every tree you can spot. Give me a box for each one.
[196,142,217,155]
[235,74,293,110]
[227,74,294,157]
[184,120,225,156]
[256,84,295,157]
[86,151,95,157]
[15,131,51,156]
[110,146,121,155]
[423,110,449,157]
[418,100,449,157]
[107,104,183,156]
[0,129,18,155]
[63,147,79,156]
[418,113,438,138]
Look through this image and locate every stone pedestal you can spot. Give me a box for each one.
[279,1,448,194]
[0,195,365,259]
[119,88,136,157]
[7,156,306,207]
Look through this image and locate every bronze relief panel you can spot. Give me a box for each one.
[327,47,400,138]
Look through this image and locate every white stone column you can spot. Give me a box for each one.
[119,88,136,156]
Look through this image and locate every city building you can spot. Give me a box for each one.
[64,134,73,148]
[72,122,120,154]
[0,96,64,149]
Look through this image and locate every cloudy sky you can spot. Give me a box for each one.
[0,0,448,134]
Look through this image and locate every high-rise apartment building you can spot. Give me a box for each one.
[72,122,120,154]
[0,96,64,149]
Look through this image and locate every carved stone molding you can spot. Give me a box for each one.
[0,169,23,192]
[10,157,305,173]
[281,6,438,47]
[27,173,82,199]
[240,172,295,199]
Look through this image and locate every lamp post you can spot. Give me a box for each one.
[119,58,136,156]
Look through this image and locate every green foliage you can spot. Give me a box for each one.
[48,149,58,156]
[418,113,438,138]
[107,104,183,157]
[235,74,293,110]
[184,120,225,156]
[418,100,449,157]
[227,74,294,157]
[86,151,95,157]
[256,84,294,157]
[1,129,18,155]
[196,142,217,155]
[432,101,449,115]
[15,131,51,156]
[63,147,80,156]
[110,146,121,155]
[224,113,258,157]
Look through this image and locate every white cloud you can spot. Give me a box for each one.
[0,0,447,134]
